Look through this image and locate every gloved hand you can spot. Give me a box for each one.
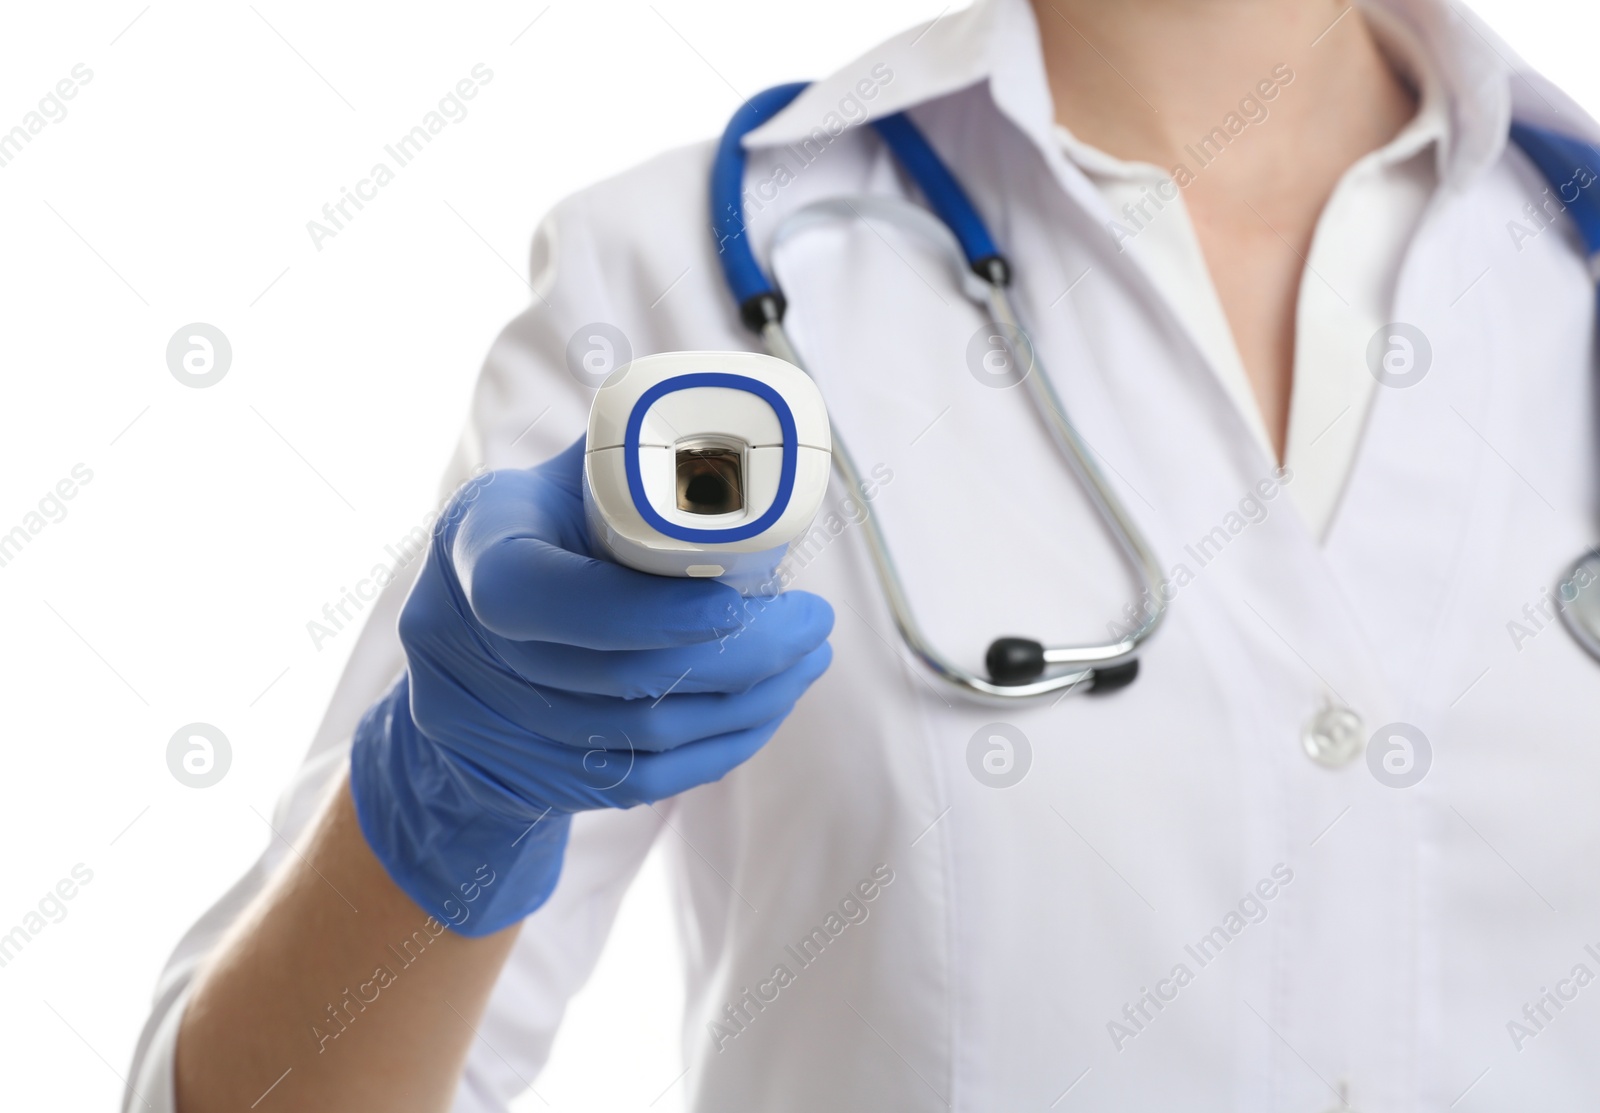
[350,438,834,937]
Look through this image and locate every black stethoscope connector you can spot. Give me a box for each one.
[986,637,1140,693]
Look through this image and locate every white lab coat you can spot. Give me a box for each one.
[129,0,1600,1108]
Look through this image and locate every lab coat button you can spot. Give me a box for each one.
[1301,706,1364,767]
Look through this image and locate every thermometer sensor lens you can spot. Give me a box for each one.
[676,445,744,515]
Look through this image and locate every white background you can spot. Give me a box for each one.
[0,1,1595,1109]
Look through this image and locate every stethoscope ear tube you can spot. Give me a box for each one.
[869,112,1004,280]
[712,85,1010,320]
[710,81,808,328]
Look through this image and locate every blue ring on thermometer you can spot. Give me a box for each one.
[623,372,799,543]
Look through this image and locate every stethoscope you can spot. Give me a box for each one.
[1439,122,1600,677]
[713,81,1162,701]
[712,83,1600,699]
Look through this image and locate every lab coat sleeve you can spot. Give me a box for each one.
[122,188,687,1113]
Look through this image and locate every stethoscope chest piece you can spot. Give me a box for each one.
[1559,551,1600,663]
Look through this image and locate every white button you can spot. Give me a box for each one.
[685,564,725,577]
[1301,706,1364,767]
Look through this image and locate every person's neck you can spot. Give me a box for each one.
[1027,0,1421,462]
[1028,0,1416,188]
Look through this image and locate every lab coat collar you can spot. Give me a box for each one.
[742,0,1600,190]
[740,0,1100,221]
[741,0,1056,160]
[1365,0,1600,184]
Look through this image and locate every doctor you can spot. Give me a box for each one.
[135,0,1600,1109]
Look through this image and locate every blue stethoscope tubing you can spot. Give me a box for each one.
[711,82,1169,700]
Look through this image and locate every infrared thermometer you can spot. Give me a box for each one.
[582,351,832,594]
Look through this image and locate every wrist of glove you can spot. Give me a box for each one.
[348,439,834,938]
[350,675,572,935]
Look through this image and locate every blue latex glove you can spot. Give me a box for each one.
[350,438,833,937]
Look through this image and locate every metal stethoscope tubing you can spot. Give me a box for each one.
[762,195,1167,700]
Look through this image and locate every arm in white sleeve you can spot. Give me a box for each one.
[123,189,681,1112]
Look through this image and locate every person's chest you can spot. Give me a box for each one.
[664,105,1600,1109]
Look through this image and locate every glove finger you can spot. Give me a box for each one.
[439,713,787,814]
[476,540,745,649]
[531,436,586,499]
[610,715,788,804]
[487,591,834,698]
[492,642,831,751]
[451,463,746,650]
